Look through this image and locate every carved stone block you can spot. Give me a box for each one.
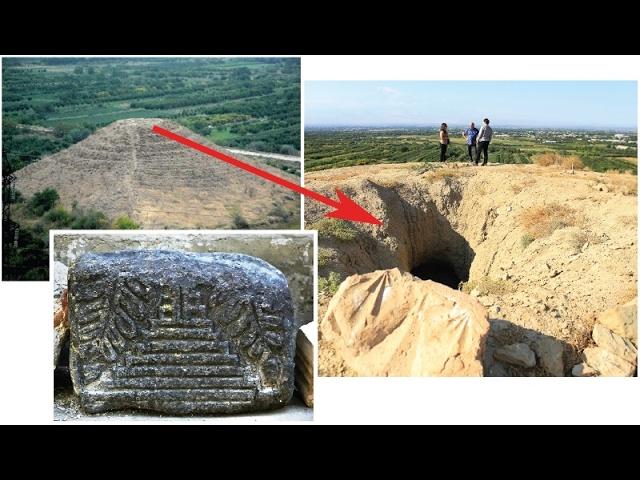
[68,250,296,414]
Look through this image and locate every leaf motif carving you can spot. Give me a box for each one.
[207,290,288,387]
[78,277,159,363]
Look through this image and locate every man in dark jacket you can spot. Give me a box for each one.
[476,118,493,166]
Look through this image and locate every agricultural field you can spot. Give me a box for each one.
[2,57,300,174]
[305,128,637,173]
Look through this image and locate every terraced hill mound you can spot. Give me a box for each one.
[14,118,300,229]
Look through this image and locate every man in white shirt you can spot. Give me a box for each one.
[476,118,493,166]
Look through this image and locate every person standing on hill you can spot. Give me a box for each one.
[439,123,449,162]
[476,118,493,166]
[462,122,479,163]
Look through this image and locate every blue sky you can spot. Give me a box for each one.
[305,81,637,130]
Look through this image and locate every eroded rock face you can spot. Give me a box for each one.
[320,268,489,376]
[54,261,69,368]
[68,250,297,414]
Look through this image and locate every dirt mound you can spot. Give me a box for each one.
[321,268,489,376]
[307,162,638,376]
[14,118,300,228]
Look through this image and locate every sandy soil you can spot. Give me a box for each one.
[305,162,637,376]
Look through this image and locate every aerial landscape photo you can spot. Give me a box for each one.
[2,57,301,281]
[305,80,638,377]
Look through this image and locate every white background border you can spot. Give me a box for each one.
[0,54,639,424]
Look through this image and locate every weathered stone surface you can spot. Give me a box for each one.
[592,323,637,364]
[598,298,637,343]
[320,268,489,376]
[583,347,636,377]
[54,261,69,368]
[535,337,565,376]
[494,343,536,368]
[295,322,315,408]
[487,363,510,377]
[54,233,313,326]
[68,250,297,415]
[571,363,597,377]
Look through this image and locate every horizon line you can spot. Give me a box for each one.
[305,124,638,132]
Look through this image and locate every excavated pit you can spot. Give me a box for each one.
[309,165,638,377]
[325,182,476,287]
[411,259,464,289]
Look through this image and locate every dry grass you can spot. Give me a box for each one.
[561,155,584,170]
[462,276,515,296]
[427,168,462,181]
[533,152,584,170]
[377,178,402,188]
[533,152,562,167]
[520,202,581,239]
[604,171,637,196]
[567,230,604,250]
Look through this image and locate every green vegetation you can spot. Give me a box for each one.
[1,187,112,280]
[319,271,342,297]
[265,159,300,176]
[2,57,300,281]
[305,128,637,174]
[230,207,250,229]
[521,233,535,249]
[318,247,336,267]
[113,215,140,229]
[27,187,58,216]
[309,218,359,241]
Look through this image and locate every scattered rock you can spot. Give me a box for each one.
[69,250,297,414]
[479,296,494,307]
[583,347,636,377]
[536,337,565,376]
[494,343,536,368]
[592,323,637,364]
[295,321,315,408]
[571,363,597,377]
[321,268,489,376]
[598,298,637,342]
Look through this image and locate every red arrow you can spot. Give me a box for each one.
[152,125,382,225]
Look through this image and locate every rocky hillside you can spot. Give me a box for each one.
[305,162,637,376]
[14,118,300,229]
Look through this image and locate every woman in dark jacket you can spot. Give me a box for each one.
[439,123,449,162]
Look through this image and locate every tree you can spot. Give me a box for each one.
[74,66,84,74]
[28,188,59,216]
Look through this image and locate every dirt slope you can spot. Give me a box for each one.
[305,162,637,376]
[14,118,300,228]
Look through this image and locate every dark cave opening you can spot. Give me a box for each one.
[411,257,467,289]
